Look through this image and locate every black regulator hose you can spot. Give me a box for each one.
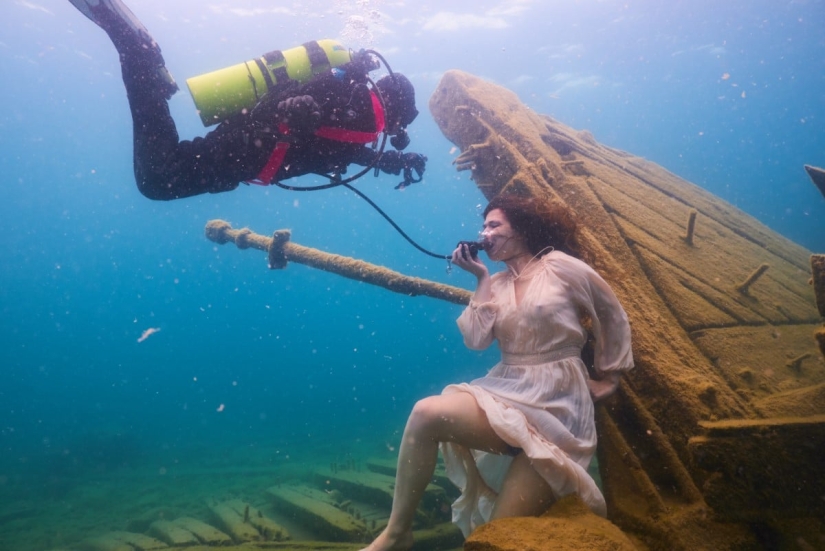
[341,182,451,260]
[269,49,451,260]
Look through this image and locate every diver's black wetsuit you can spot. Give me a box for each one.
[123,54,385,201]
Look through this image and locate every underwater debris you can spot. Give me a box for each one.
[735,263,770,295]
[137,327,161,343]
[209,499,289,542]
[786,353,812,372]
[683,209,698,246]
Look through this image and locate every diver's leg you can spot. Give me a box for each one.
[362,392,510,551]
[69,0,190,199]
[70,0,266,199]
[125,64,182,200]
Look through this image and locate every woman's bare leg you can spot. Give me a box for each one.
[490,452,555,519]
[361,392,510,551]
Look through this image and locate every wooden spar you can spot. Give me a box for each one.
[204,220,472,306]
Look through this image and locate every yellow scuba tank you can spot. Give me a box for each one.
[186,39,352,126]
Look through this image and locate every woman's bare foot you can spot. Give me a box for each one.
[359,528,414,551]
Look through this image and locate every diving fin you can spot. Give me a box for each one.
[68,0,178,99]
[69,0,156,49]
[804,165,825,200]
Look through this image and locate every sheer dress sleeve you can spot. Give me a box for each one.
[559,255,634,373]
[456,299,498,350]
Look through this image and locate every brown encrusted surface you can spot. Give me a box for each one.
[691,324,825,402]
[817,327,825,360]
[813,254,825,317]
[430,69,825,550]
[690,416,825,520]
[464,494,639,551]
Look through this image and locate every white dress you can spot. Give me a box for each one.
[441,250,633,536]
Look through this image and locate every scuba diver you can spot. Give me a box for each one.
[67,0,427,201]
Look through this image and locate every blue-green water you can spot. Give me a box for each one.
[1,1,823,548]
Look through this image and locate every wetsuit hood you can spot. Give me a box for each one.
[375,73,418,129]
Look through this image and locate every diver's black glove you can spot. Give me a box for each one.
[377,151,427,189]
[277,95,321,136]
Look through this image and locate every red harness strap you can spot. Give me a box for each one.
[248,90,385,186]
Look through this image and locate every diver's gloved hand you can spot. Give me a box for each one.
[378,151,427,189]
[402,152,427,181]
[378,151,427,176]
[278,95,322,135]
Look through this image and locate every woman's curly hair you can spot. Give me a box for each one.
[483,194,583,259]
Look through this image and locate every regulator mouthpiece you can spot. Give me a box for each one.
[457,240,488,260]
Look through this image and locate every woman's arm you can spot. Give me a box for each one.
[451,243,492,302]
[555,254,633,396]
[586,272,634,374]
[452,244,497,349]
[587,370,622,401]
[584,273,631,401]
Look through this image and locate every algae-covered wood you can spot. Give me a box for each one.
[311,469,449,523]
[79,531,167,551]
[148,520,200,546]
[170,517,233,546]
[267,484,370,543]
